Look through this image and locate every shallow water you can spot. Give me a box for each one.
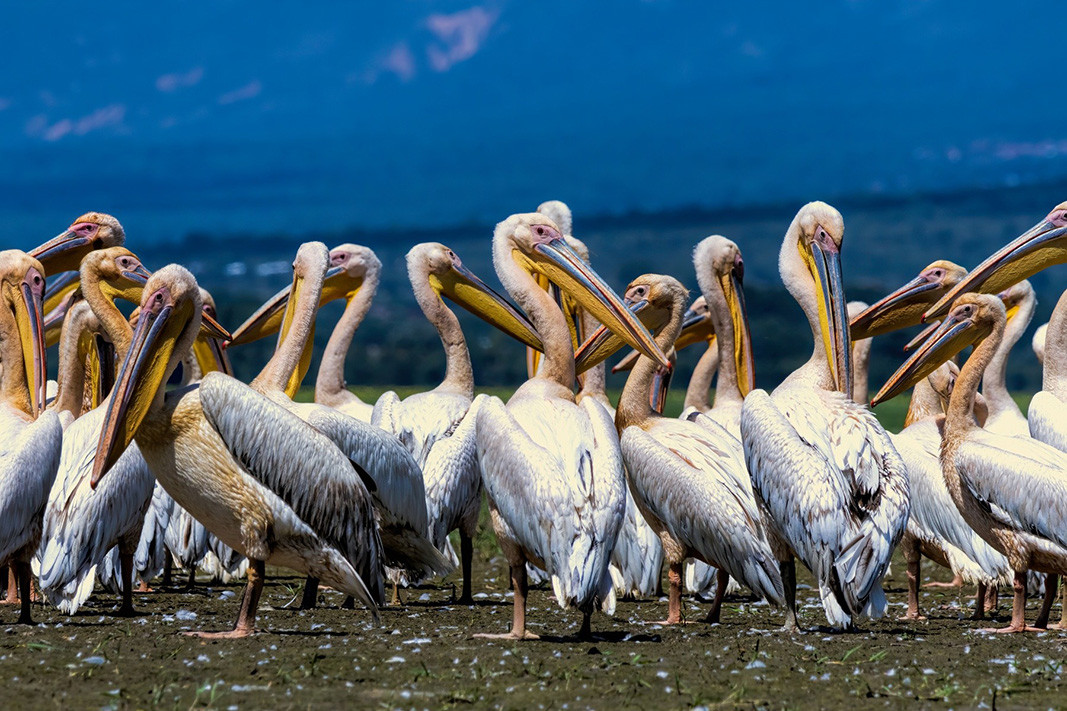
[2,553,1065,710]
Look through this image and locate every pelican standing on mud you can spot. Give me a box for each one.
[741,202,910,630]
[475,213,669,639]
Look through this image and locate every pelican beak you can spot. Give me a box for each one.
[519,237,669,369]
[673,306,714,350]
[43,289,80,348]
[871,307,990,406]
[574,298,665,374]
[43,271,80,314]
[30,231,94,275]
[924,207,1067,320]
[802,228,852,396]
[903,320,940,352]
[650,361,674,414]
[230,265,349,346]
[12,267,47,416]
[198,309,231,341]
[93,286,190,486]
[192,306,234,376]
[719,268,755,397]
[432,255,544,352]
[611,349,640,374]
[850,274,943,339]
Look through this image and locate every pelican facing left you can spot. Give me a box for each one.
[93,265,383,637]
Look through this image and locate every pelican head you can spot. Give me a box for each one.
[576,274,689,373]
[850,260,968,339]
[997,278,1035,325]
[0,250,47,416]
[782,201,852,395]
[230,243,376,346]
[694,234,755,397]
[93,265,204,485]
[924,202,1067,320]
[872,293,1005,406]
[30,212,125,276]
[496,213,669,370]
[536,200,573,237]
[611,295,714,374]
[409,242,543,351]
[80,247,153,303]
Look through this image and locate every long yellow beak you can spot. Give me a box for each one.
[802,230,852,396]
[517,237,669,369]
[720,268,755,397]
[93,286,191,486]
[12,267,47,416]
[924,205,1067,320]
[574,297,666,374]
[43,288,80,348]
[229,265,347,346]
[30,231,95,276]
[192,304,234,376]
[871,305,991,406]
[610,302,714,374]
[432,257,544,352]
[850,267,958,339]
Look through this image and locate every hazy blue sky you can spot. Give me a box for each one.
[3,1,1065,241]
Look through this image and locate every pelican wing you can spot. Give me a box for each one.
[476,395,625,610]
[954,429,1067,551]
[622,419,784,605]
[305,406,429,534]
[419,395,484,552]
[892,422,1009,582]
[0,411,62,564]
[1029,391,1067,454]
[39,408,154,613]
[609,487,663,598]
[199,373,383,588]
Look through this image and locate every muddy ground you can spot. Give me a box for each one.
[2,535,1066,711]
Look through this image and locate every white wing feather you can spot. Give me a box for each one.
[1029,391,1067,454]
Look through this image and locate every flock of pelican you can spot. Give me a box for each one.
[0,198,1064,639]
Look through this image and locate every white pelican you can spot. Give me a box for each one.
[38,248,159,615]
[373,242,545,603]
[0,250,61,624]
[93,265,383,637]
[879,363,1010,620]
[230,244,383,422]
[741,202,909,630]
[593,273,784,623]
[237,242,451,607]
[314,245,381,422]
[876,292,1067,632]
[29,213,126,276]
[475,213,669,639]
[1028,290,1065,453]
[980,280,1035,437]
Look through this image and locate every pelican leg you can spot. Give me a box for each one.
[186,559,264,639]
[474,564,539,640]
[578,611,593,640]
[14,561,33,624]
[118,551,138,617]
[972,582,987,621]
[161,554,173,589]
[780,559,799,631]
[299,576,319,610]
[185,567,196,591]
[458,532,474,605]
[984,570,1045,633]
[1058,588,1067,630]
[985,583,998,612]
[900,546,926,621]
[1035,574,1058,629]
[391,581,403,606]
[702,568,729,624]
[652,561,684,625]
[2,566,16,604]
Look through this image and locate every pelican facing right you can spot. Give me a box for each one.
[741,202,910,630]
